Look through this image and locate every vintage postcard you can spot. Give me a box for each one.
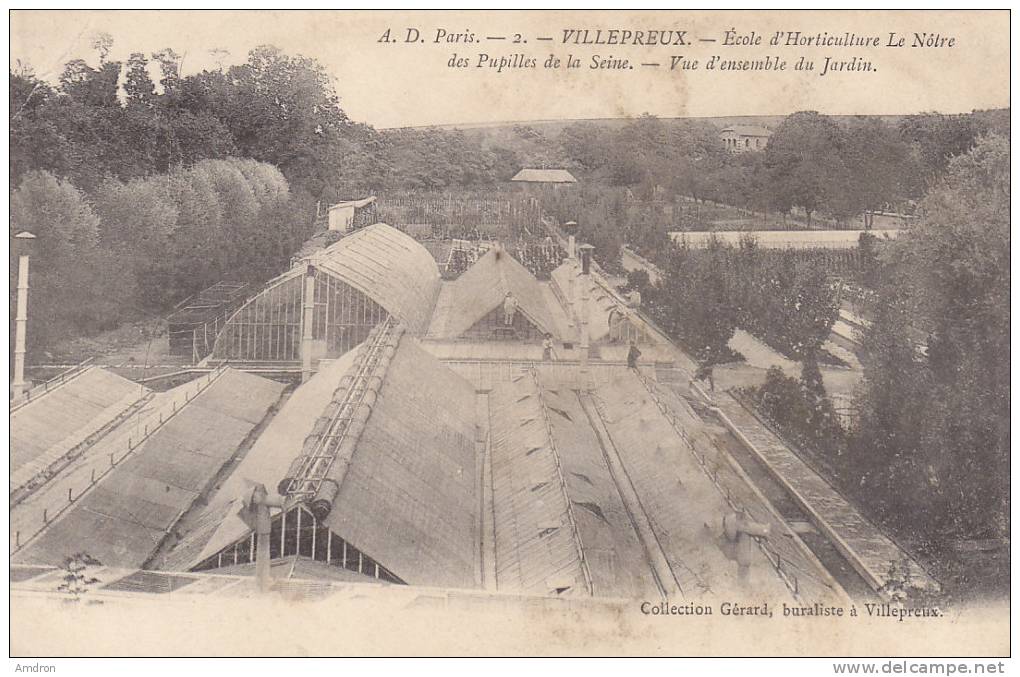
[7,9,1010,660]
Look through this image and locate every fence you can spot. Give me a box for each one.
[167,281,250,361]
[830,393,860,432]
[374,191,543,240]
[10,357,95,411]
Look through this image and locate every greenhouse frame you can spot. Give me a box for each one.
[211,224,441,365]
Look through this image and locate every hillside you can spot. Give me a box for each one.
[395,109,1009,140]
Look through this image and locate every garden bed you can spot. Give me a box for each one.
[749,330,851,369]
[670,333,746,366]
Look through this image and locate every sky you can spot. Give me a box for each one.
[9,10,1010,129]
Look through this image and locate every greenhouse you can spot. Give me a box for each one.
[211,224,441,364]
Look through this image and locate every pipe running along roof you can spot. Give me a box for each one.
[309,328,479,588]
[176,327,480,589]
[549,261,620,343]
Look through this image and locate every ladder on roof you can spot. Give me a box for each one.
[281,317,397,500]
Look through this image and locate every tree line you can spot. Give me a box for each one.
[556,109,1007,228]
[8,40,581,355]
[11,37,1004,231]
[649,136,1010,564]
[851,134,1009,549]
[11,159,313,357]
[10,42,536,204]
[632,237,842,376]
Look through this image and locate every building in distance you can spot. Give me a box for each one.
[511,168,578,187]
[327,196,378,232]
[719,124,772,152]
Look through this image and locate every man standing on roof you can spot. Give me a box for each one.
[627,340,642,369]
[693,360,716,392]
[503,291,518,326]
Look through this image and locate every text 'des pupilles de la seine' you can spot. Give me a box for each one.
[377,26,957,77]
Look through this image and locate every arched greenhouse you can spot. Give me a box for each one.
[211,224,440,364]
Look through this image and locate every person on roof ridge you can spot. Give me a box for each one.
[503,291,518,326]
[627,340,642,369]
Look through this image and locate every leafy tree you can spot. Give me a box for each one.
[165,109,238,170]
[853,134,1009,541]
[58,58,121,109]
[90,32,114,64]
[750,365,844,464]
[899,112,982,186]
[185,45,352,197]
[10,71,69,184]
[623,269,650,295]
[10,171,127,353]
[664,120,728,202]
[92,176,178,252]
[37,59,141,189]
[166,166,226,292]
[606,151,646,186]
[56,552,102,601]
[124,52,156,109]
[653,240,738,365]
[857,232,884,290]
[151,48,183,101]
[784,261,840,366]
[559,121,607,172]
[765,111,851,225]
[92,176,180,307]
[544,185,624,271]
[11,170,99,255]
[843,117,919,225]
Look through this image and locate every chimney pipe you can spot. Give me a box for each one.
[724,512,771,583]
[248,484,284,592]
[300,264,316,383]
[579,244,593,275]
[563,221,577,260]
[576,244,595,389]
[12,232,36,402]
